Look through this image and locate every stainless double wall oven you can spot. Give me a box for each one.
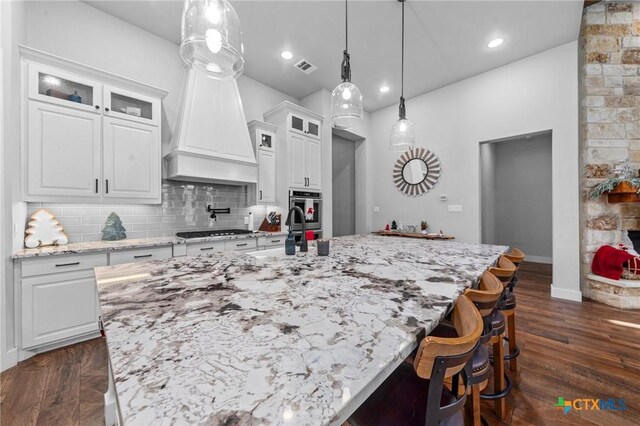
[288,190,322,235]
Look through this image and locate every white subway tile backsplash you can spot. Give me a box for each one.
[27,181,252,243]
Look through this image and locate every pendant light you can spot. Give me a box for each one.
[389,0,415,151]
[180,0,244,80]
[331,0,364,130]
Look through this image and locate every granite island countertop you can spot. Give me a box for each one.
[12,231,287,259]
[95,235,507,425]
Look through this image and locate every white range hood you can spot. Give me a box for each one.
[165,70,257,185]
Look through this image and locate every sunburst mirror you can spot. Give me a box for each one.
[392,148,441,196]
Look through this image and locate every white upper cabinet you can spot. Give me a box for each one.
[21,46,167,204]
[264,101,324,196]
[247,120,277,205]
[102,117,160,200]
[27,101,102,199]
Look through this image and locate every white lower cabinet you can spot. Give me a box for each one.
[109,246,172,265]
[19,253,107,350]
[186,241,226,257]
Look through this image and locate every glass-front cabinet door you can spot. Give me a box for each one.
[28,63,102,113]
[306,118,321,139]
[103,86,160,126]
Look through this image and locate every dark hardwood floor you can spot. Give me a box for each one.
[1,262,639,425]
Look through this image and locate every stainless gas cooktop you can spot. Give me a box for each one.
[176,229,253,239]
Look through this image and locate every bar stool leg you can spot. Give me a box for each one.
[492,334,506,419]
[470,384,481,426]
[507,313,517,372]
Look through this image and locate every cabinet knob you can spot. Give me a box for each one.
[105,107,110,112]
[95,105,100,110]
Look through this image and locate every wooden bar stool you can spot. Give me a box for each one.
[489,256,519,372]
[464,271,506,426]
[504,248,526,290]
[348,295,483,426]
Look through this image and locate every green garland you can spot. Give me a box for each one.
[589,178,640,199]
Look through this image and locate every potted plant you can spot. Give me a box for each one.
[420,221,428,235]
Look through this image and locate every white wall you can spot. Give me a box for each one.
[237,76,298,123]
[483,134,553,263]
[368,41,580,301]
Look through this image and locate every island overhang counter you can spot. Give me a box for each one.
[94,235,507,425]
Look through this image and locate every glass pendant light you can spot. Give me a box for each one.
[331,0,363,130]
[180,0,244,80]
[390,0,415,151]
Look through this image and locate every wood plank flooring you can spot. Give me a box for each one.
[1,262,639,425]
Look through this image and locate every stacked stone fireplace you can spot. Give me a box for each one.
[581,3,640,308]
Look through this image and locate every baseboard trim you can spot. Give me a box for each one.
[525,255,552,264]
[1,347,18,372]
[551,284,582,302]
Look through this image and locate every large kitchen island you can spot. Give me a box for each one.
[95,235,507,425]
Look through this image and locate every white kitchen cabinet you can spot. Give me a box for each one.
[21,46,167,204]
[257,149,276,203]
[102,117,160,200]
[186,241,226,257]
[288,133,321,190]
[289,133,307,189]
[19,253,107,350]
[247,121,277,205]
[108,246,172,265]
[26,101,102,198]
[264,102,324,202]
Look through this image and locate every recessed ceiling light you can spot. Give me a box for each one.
[379,85,390,93]
[280,50,293,60]
[488,38,504,49]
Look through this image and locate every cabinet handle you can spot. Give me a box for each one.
[236,243,248,247]
[95,105,100,110]
[200,247,214,251]
[55,261,80,267]
[133,254,153,259]
[259,190,262,200]
[105,179,109,194]
[271,240,281,243]
[105,107,110,112]
[95,178,98,193]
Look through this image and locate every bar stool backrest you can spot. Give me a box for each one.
[414,295,483,379]
[488,256,516,289]
[465,271,503,317]
[504,248,526,269]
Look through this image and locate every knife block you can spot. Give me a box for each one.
[259,214,281,232]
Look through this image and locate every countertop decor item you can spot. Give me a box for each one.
[420,220,428,234]
[102,212,127,241]
[391,220,398,230]
[393,147,441,196]
[180,0,244,80]
[389,0,415,151]
[317,239,330,256]
[24,209,69,248]
[330,0,363,130]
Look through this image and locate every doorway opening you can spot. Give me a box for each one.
[480,130,553,264]
[331,128,365,237]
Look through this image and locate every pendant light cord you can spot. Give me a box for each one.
[401,0,404,99]
[345,0,348,53]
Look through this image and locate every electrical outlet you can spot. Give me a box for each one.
[244,216,249,225]
[373,206,380,213]
[448,204,462,213]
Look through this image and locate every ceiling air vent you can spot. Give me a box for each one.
[294,59,317,74]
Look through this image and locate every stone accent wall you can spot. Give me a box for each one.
[27,181,270,243]
[581,2,640,299]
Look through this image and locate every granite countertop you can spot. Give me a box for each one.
[12,231,287,259]
[95,235,507,425]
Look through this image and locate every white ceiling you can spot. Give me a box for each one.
[84,0,583,112]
